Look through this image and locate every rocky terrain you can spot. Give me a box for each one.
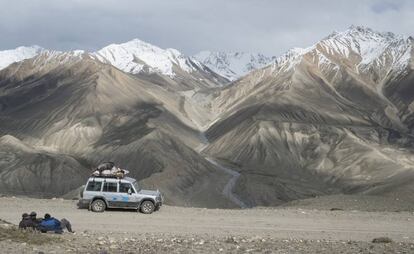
[2,232,413,254]
[0,26,413,209]
[1,197,414,253]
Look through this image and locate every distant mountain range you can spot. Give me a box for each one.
[0,40,276,84]
[0,26,413,208]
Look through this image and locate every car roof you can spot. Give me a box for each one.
[87,176,136,183]
[123,176,136,183]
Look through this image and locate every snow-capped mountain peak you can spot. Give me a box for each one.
[93,39,194,77]
[267,26,412,79]
[319,25,411,63]
[0,45,44,70]
[193,51,276,81]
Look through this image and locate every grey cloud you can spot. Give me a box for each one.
[371,1,401,13]
[0,0,412,56]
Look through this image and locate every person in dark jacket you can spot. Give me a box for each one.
[38,213,74,233]
[18,213,36,229]
[29,211,41,227]
[38,213,62,233]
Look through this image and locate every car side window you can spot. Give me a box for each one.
[119,183,135,193]
[102,182,117,192]
[86,181,102,191]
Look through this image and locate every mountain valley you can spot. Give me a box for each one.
[0,26,413,208]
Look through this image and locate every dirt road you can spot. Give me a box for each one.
[205,157,248,209]
[195,132,248,208]
[1,197,413,242]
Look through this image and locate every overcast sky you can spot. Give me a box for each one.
[0,0,413,56]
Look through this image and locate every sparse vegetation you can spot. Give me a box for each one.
[0,221,61,245]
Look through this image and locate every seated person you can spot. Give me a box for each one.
[18,213,37,230]
[29,211,41,227]
[38,213,74,234]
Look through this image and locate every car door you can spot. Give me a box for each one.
[102,181,124,208]
[118,182,139,208]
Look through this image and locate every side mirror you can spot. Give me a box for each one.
[127,188,132,195]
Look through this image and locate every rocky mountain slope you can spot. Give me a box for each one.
[0,50,233,207]
[93,39,229,90]
[0,26,413,208]
[204,26,414,206]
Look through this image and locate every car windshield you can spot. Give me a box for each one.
[132,181,141,192]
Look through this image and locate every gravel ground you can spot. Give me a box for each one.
[282,194,414,212]
[1,231,413,254]
[0,196,414,253]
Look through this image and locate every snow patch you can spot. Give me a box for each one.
[0,45,44,70]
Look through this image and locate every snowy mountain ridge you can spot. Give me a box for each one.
[193,51,276,81]
[0,45,44,70]
[270,25,412,77]
[92,39,196,77]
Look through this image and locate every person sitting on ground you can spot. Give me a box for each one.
[60,218,74,233]
[38,213,74,234]
[29,211,41,227]
[18,213,37,230]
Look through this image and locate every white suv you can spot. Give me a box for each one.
[77,176,163,214]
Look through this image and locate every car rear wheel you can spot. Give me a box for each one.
[140,201,155,214]
[91,199,106,213]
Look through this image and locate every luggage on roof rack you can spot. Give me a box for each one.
[96,162,115,172]
[91,175,120,179]
[91,162,129,179]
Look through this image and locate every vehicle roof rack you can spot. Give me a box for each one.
[90,175,123,179]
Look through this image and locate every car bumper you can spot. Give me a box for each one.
[77,199,91,208]
[155,201,162,211]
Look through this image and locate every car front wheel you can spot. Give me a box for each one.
[140,201,155,214]
[91,199,106,213]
